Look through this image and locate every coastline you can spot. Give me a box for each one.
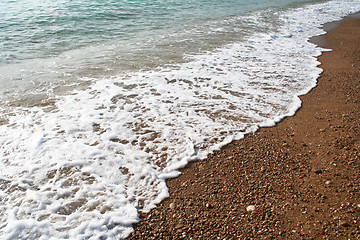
[127,14,360,239]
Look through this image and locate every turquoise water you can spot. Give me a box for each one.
[1,0,319,63]
[1,0,360,239]
[0,0,321,105]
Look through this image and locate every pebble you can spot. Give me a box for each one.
[325,180,333,185]
[339,221,350,227]
[246,205,256,212]
[175,223,184,229]
[313,168,323,174]
[169,203,176,210]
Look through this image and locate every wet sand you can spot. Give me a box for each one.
[127,15,360,239]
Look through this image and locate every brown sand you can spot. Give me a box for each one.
[127,15,360,239]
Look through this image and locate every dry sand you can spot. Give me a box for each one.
[127,15,360,239]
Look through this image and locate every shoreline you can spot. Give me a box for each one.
[127,14,360,239]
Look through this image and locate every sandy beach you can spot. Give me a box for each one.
[127,14,360,239]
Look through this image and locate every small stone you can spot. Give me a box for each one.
[325,180,333,185]
[313,168,322,174]
[169,203,176,210]
[175,223,184,229]
[339,221,350,227]
[246,205,256,212]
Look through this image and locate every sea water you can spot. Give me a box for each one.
[0,0,359,239]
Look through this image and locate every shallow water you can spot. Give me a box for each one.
[1,0,360,239]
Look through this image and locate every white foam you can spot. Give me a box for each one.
[1,0,360,239]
